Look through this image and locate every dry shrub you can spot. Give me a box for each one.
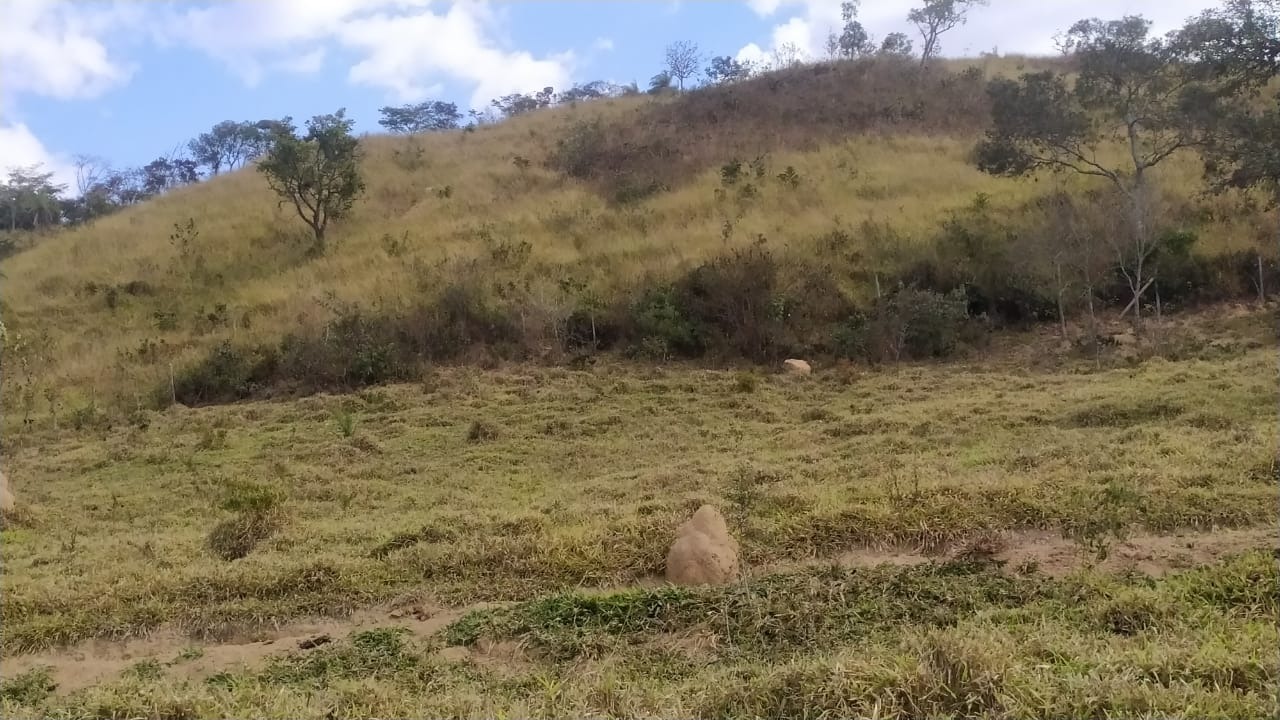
[901,631,1009,717]
[467,420,501,443]
[208,511,282,561]
[554,57,991,195]
[207,480,285,561]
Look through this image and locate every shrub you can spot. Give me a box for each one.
[548,119,607,179]
[676,245,784,361]
[334,409,356,438]
[627,286,701,359]
[467,420,501,443]
[174,341,278,405]
[208,511,282,561]
[835,288,969,362]
[733,372,759,393]
[0,667,56,705]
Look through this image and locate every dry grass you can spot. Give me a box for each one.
[1,57,1277,718]
[1,309,1274,655]
[2,60,1275,414]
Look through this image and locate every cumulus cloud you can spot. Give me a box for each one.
[160,0,574,107]
[738,0,1216,62]
[0,0,134,100]
[338,3,574,106]
[0,122,76,188]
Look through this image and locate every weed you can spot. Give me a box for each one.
[334,408,357,438]
[126,659,165,680]
[0,667,55,705]
[467,420,501,443]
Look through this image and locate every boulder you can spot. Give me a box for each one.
[782,359,812,376]
[665,505,740,587]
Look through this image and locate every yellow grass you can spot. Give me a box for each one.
[3,90,1272,415]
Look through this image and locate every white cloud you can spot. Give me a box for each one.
[276,48,327,75]
[739,0,1218,61]
[0,0,134,100]
[338,3,574,107]
[0,122,76,189]
[160,0,574,108]
[594,37,615,52]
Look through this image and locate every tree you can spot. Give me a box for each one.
[908,0,988,66]
[492,87,556,117]
[975,16,1211,326]
[1175,0,1279,300]
[377,101,463,133]
[1175,0,1278,91]
[664,41,701,91]
[1,166,66,232]
[879,32,915,58]
[705,56,753,85]
[558,81,621,103]
[257,110,364,253]
[648,70,674,94]
[771,42,807,69]
[829,1,876,59]
[189,121,248,176]
[141,154,200,196]
[188,120,280,176]
[73,154,110,198]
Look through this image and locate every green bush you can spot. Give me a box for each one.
[628,285,701,359]
[835,288,969,362]
[173,341,279,405]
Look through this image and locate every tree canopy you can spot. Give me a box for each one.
[257,109,365,252]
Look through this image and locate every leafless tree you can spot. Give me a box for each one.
[664,41,702,91]
[73,154,111,198]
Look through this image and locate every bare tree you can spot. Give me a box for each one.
[908,0,988,66]
[771,42,808,69]
[73,154,110,198]
[664,41,702,91]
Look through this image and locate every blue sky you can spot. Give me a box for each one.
[1,0,1216,188]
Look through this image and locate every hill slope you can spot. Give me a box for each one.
[1,57,1274,416]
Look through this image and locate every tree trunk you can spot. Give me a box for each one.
[1055,258,1067,339]
[1085,283,1100,367]
[1125,118,1150,332]
[1258,252,1266,305]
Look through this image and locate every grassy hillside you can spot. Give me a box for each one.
[2,58,1274,420]
[1,308,1276,717]
[2,55,1278,719]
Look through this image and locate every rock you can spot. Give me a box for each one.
[298,635,331,650]
[665,505,740,587]
[782,359,812,376]
[0,470,14,516]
